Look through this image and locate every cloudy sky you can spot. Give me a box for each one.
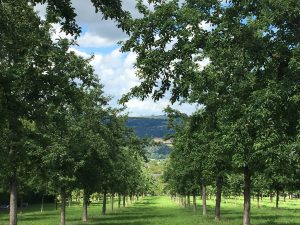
[35,0,200,117]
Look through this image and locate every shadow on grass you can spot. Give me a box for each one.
[66,213,173,225]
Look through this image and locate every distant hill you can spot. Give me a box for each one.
[126,116,172,138]
[126,116,173,159]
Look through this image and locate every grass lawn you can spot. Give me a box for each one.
[1,196,300,225]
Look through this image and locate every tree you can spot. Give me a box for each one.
[35,42,103,225]
[0,1,57,224]
[31,0,130,36]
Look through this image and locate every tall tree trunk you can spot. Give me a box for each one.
[111,193,114,212]
[257,192,260,208]
[41,194,44,213]
[283,190,286,202]
[82,190,88,222]
[193,193,196,212]
[243,165,251,225]
[10,179,17,225]
[183,195,187,208]
[102,192,107,215]
[60,187,66,225]
[123,195,126,207]
[270,192,273,203]
[215,176,223,220]
[55,197,58,210]
[202,184,207,215]
[276,189,279,209]
[187,194,190,207]
[20,195,23,215]
[118,193,121,208]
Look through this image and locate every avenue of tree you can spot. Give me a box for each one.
[1,1,300,225]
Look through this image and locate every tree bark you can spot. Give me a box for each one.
[20,195,23,215]
[82,190,88,222]
[41,194,44,213]
[183,195,187,208]
[187,194,190,207]
[102,192,107,215]
[193,193,196,212]
[118,193,121,208]
[270,192,273,203]
[10,179,17,225]
[202,184,207,215]
[243,165,251,225]
[123,195,126,207]
[215,176,223,220]
[60,187,66,225]
[111,193,114,212]
[257,192,260,208]
[276,189,279,209]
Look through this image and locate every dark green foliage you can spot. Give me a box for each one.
[120,1,300,224]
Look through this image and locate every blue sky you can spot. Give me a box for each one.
[35,0,201,116]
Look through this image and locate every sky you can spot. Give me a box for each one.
[34,0,200,117]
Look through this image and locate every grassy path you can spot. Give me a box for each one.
[1,196,300,224]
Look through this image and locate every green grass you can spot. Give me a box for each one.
[1,196,300,225]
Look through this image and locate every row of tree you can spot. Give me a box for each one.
[0,1,151,225]
[119,1,300,225]
[163,110,300,219]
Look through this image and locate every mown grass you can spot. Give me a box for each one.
[0,196,300,225]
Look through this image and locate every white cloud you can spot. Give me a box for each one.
[71,47,198,116]
[50,24,73,42]
[199,21,213,31]
[126,98,199,117]
[77,32,116,48]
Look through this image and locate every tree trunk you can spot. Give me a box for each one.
[202,184,207,215]
[60,187,66,225]
[82,190,88,222]
[41,194,44,213]
[193,193,196,212]
[276,189,279,209]
[118,193,121,208]
[270,192,273,203]
[102,192,107,215]
[123,195,126,207]
[257,192,260,208]
[10,179,17,225]
[215,176,223,220]
[111,193,114,212]
[243,165,251,225]
[187,194,190,207]
[183,195,187,208]
[283,191,286,202]
[20,195,23,215]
